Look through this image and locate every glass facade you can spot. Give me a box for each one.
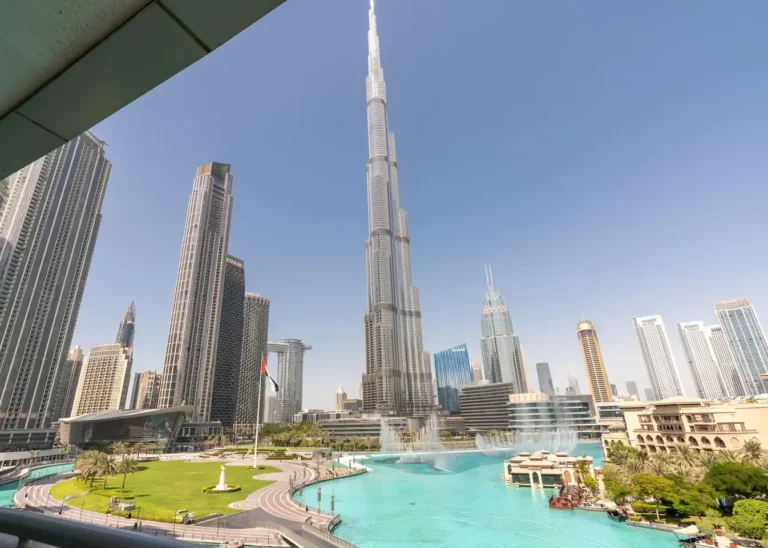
[434,344,472,414]
[715,298,768,395]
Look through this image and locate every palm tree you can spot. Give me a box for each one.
[573,460,591,484]
[673,463,703,484]
[110,442,130,458]
[740,439,765,466]
[97,453,118,489]
[75,450,102,486]
[634,449,650,468]
[624,458,645,476]
[719,450,741,463]
[697,451,720,471]
[132,442,147,460]
[116,457,138,494]
[673,443,697,468]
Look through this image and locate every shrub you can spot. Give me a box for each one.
[202,484,241,494]
[628,515,643,522]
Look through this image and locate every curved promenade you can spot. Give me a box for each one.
[13,457,366,547]
[16,474,286,546]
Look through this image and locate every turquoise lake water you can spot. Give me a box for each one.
[296,443,677,548]
[0,463,73,507]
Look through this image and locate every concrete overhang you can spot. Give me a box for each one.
[0,0,285,178]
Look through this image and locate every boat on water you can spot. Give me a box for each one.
[607,509,627,522]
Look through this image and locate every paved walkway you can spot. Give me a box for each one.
[229,460,334,527]
[16,476,288,546]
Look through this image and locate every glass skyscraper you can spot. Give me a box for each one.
[715,298,768,395]
[361,0,432,417]
[480,267,528,392]
[434,344,472,415]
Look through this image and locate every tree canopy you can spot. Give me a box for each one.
[705,462,768,499]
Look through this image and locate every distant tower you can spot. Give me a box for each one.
[269,339,311,423]
[470,358,483,383]
[676,321,727,400]
[132,371,162,409]
[566,375,581,395]
[633,315,685,400]
[53,346,85,420]
[536,362,555,396]
[115,302,136,347]
[159,162,233,421]
[707,325,746,397]
[72,305,135,416]
[610,384,618,397]
[644,388,655,401]
[335,385,347,411]
[577,320,612,404]
[715,298,768,395]
[625,381,640,399]
[480,266,528,392]
[433,344,472,414]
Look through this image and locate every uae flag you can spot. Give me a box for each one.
[261,355,279,392]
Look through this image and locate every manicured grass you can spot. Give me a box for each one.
[50,461,279,523]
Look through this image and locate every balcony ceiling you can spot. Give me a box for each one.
[0,0,285,179]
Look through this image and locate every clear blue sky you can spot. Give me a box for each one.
[74,0,768,409]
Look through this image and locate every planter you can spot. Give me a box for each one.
[202,484,241,494]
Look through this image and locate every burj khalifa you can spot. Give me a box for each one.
[362,0,432,417]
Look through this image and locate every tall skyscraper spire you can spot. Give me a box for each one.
[480,270,529,392]
[115,301,136,347]
[362,1,432,417]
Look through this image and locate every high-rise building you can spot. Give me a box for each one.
[115,302,136,347]
[234,293,270,436]
[433,344,472,415]
[610,384,619,397]
[715,298,768,395]
[676,321,727,400]
[644,388,655,401]
[210,256,245,428]
[53,346,84,420]
[361,0,432,418]
[536,362,555,396]
[470,358,483,383]
[336,385,347,411]
[625,381,640,399]
[0,132,110,434]
[269,339,311,423]
[633,315,685,400]
[576,320,612,404]
[159,162,233,421]
[707,325,746,397]
[71,344,133,416]
[71,304,135,416]
[132,371,162,410]
[480,267,528,392]
[566,375,581,395]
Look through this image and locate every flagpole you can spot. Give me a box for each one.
[253,355,263,469]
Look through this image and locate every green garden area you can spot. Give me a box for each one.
[50,460,279,523]
[603,440,768,542]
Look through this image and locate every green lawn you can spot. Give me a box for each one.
[49,461,279,523]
